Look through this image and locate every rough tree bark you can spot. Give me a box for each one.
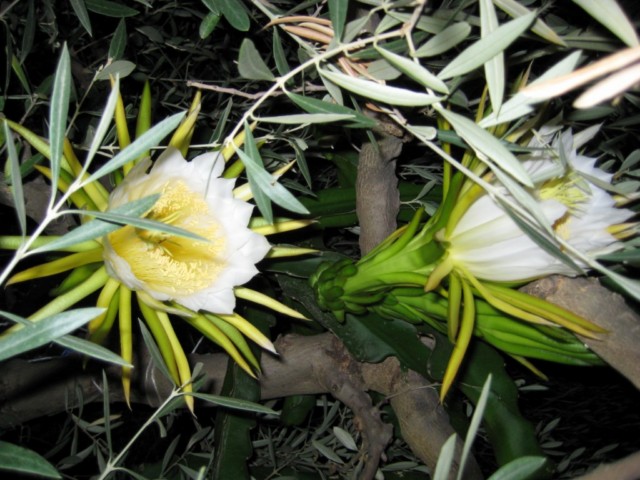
[354,118,483,479]
[0,332,479,479]
[522,276,640,480]
[522,276,640,391]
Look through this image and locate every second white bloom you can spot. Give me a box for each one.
[447,128,635,283]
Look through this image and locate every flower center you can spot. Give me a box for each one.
[537,171,593,240]
[107,180,226,296]
[538,171,591,214]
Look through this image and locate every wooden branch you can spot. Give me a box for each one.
[0,332,482,479]
[356,134,402,255]
[521,275,640,391]
[575,450,640,480]
[353,117,482,479]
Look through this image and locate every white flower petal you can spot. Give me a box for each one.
[103,147,270,314]
[448,128,635,283]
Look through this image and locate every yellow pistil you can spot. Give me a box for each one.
[107,180,226,296]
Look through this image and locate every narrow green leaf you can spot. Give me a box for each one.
[312,440,344,463]
[135,81,152,140]
[432,435,457,480]
[256,113,355,124]
[84,77,119,170]
[56,335,132,367]
[287,92,376,127]
[416,22,471,58]
[571,0,639,47]
[429,336,549,466]
[211,98,233,144]
[236,149,309,216]
[438,12,536,80]
[319,68,441,106]
[0,310,31,327]
[63,208,209,242]
[83,111,185,185]
[238,38,274,81]
[437,108,533,186]
[343,14,371,43]
[487,456,548,480]
[321,73,344,105]
[189,392,277,414]
[385,11,447,35]
[114,468,150,480]
[201,0,219,14]
[11,55,31,94]
[49,44,72,209]
[367,58,402,81]
[19,0,35,63]
[272,29,290,76]
[108,20,127,60]
[456,375,492,480]
[199,12,221,39]
[333,426,358,451]
[405,124,437,140]
[139,319,175,383]
[70,0,93,36]
[479,51,582,127]
[480,0,504,111]
[85,0,138,17]
[493,0,566,46]
[0,308,104,362]
[214,0,250,31]
[102,370,113,454]
[0,442,61,479]
[328,0,348,42]
[96,60,136,80]
[29,195,159,254]
[375,47,449,93]
[241,122,272,223]
[3,121,26,236]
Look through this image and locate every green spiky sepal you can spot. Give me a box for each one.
[310,259,389,321]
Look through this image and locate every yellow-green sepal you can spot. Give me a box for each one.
[88,278,122,345]
[204,313,262,371]
[235,287,309,320]
[182,312,256,378]
[7,249,103,286]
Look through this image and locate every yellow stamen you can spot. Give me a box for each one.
[608,222,638,239]
[538,171,591,214]
[107,180,226,296]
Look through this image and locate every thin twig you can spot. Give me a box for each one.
[186,81,271,100]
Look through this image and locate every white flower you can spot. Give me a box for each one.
[446,129,635,283]
[103,147,271,313]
